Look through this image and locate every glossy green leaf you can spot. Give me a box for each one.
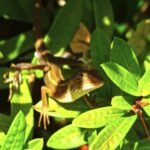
[0,31,34,64]
[111,96,134,110]
[110,37,141,79]
[47,124,87,149]
[44,0,83,53]
[90,115,137,150]
[93,0,114,38]
[11,77,33,142]
[0,113,10,133]
[24,138,44,150]
[34,97,83,118]
[101,62,140,96]
[72,107,126,128]
[1,111,26,150]
[138,70,150,96]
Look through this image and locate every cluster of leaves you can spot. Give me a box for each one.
[0,0,150,150]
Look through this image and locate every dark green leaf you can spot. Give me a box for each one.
[1,111,26,150]
[0,0,49,26]
[101,62,140,96]
[0,113,10,133]
[44,0,83,53]
[47,124,87,149]
[90,28,112,99]
[72,107,126,128]
[93,0,114,38]
[110,37,141,79]
[90,28,110,69]
[90,115,137,150]
[133,139,150,150]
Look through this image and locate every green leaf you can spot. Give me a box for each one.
[90,115,137,150]
[111,96,133,110]
[93,0,114,38]
[133,139,150,150]
[0,113,10,132]
[138,70,150,96]
[47,124,87,149]
[143,51,150,71]
[0,67,10,89]
[72,107,126,128]
[0,0,49,26]
[86,130,97,146]
[0,51,3,58]
[44,0,83,53]
[141,97,150,117]
[11,77,33,142]
[110,37,141,79]
[0,132,6,146]
[34,97,82,118]
[82,0,94,32]
[90,28,112,99]
[24,138,44,150]
[0,31,34,64]
[101,62,140,96]
[0,0,33,22]
[90,28,110,69]
[1,111,26,150]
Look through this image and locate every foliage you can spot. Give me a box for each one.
[0,0,150,149]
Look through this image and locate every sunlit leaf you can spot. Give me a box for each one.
[101,62,141,96]
[72,107,126,128]
[90,115,137,150]
[24,138,44,150]
[110,37,141,79]
[138,70,150,96]
[1,111,26,150]
[47,124,87,149]
[34,97,84,118]
[0,132,6,146]
[111,96,133,110]
[11,76,33,142]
